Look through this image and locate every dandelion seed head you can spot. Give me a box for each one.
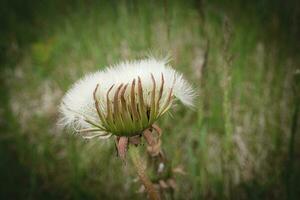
[59,58,195,136]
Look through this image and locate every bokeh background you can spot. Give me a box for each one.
[0,0,299,199]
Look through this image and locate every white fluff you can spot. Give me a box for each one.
[59,58,195,130]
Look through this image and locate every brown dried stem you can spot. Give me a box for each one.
[129,146,161,200]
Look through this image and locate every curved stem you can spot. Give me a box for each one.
[129,146,160,200]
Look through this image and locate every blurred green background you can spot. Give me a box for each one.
[0,0,299,199]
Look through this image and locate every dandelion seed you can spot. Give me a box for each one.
[59,57,195,199]
[59,58,195,137]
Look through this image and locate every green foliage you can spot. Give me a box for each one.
[0,0,299,199]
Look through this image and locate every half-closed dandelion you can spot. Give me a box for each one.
[59,58,195,200]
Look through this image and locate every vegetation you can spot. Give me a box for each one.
[0,0,299,199]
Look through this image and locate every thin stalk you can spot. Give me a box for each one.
[286,74,299,200]
[221,18,234,198]
[129,146,160,200]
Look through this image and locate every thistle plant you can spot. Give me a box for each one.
[59,58,195,199]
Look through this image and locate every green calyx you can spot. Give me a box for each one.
[92,74,174,137]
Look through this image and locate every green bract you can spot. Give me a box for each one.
[93,74,173,136]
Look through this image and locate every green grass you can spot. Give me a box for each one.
[0,0,299,199]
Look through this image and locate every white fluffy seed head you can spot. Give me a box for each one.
[59,58,195,136]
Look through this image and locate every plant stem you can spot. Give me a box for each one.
[129,146,160,200]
